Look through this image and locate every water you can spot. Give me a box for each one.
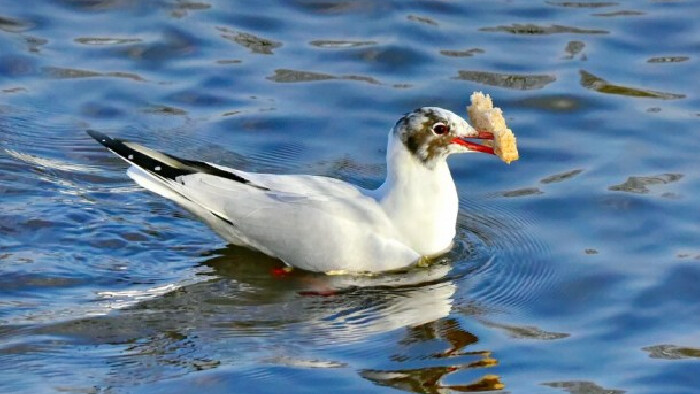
[1,0,699,392]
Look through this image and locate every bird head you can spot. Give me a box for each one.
[392,107,495,168]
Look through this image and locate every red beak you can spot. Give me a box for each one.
[450,131,496,155]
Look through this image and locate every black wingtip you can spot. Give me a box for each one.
[86,130,109,142]
[87,129,113,147]
[86,129,269,190]
[87,129,131,158]
[88,129,195,180]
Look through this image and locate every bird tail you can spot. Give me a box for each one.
[87,129,203,181]
[86,130,267,190]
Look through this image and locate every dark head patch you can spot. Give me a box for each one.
[393,107,460,166]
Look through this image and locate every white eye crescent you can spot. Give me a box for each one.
[432,122,449,135]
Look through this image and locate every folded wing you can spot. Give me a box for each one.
[88,130,418,272]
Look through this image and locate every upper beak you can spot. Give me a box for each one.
[450,129,496,155]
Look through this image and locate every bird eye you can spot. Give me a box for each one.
[432,123,449,135]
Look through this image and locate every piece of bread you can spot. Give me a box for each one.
[467,92,519,164]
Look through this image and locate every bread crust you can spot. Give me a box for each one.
[467,92,519,164]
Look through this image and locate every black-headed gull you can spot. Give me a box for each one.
[89,107,496,273]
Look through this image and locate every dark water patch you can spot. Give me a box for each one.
[514,94,596,112]
[563,40,585,60]
[43,67,146,82]
[215,59,242,64]
[642,344,700,360]
[479,23,608,35]
[406,15,438,26]
[221,110,241,116]
[543,381,625,394]
[337,45,429,72]
[343,75,381,85]
[545,1,618,8]
[217,27,282,54]
[0,15,34,33]
[341,75,381,85]
[661,192,681,200]
[593,10,645,17]
[454,71,556,91]
[268,69,337,83]
[478,319,570,340]
[647,56,689,64]
[540,169,583,184]
[580,70,686,100]
[142,105,188,116]
[608,174,683,194]
[291,0,375,15]
[57,0,138,11]
[170,1,211,18]
[310,39,377,48]
[173,1,211,10]
[24,36,48,54]
[502,187,543,198]
[74,37,142,45]
[268,69,380,85]
[1,87,27,94]
[439,48,484,57]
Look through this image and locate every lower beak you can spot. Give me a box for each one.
[450,131,496,155]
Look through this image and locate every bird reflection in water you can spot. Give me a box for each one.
[23,244,499,389]
[361,318,503,393]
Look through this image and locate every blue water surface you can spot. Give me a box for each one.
[1,0,699,393]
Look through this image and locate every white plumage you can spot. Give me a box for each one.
[90,107,495,273]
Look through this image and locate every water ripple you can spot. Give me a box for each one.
[457,201,554,310]
[546,1,619,8]
[454,71,556,91]
[0,15,34,33]
[480,23,608,35]
[268,69,381,85]
[74,37,143,46]
[439,48,485,58]
[43,67,146,82]
[580,70,686,99]
[310,39,377,48]
[217,27,282,54]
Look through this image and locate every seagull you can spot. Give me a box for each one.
[88,107,496,273]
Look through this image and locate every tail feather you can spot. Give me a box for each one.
[87,130,193,181]
[87,129,268,190]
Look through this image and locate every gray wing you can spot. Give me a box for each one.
[165,172,419,272]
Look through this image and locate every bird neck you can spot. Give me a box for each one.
[382,139,453,191]
[374,137,458,255]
